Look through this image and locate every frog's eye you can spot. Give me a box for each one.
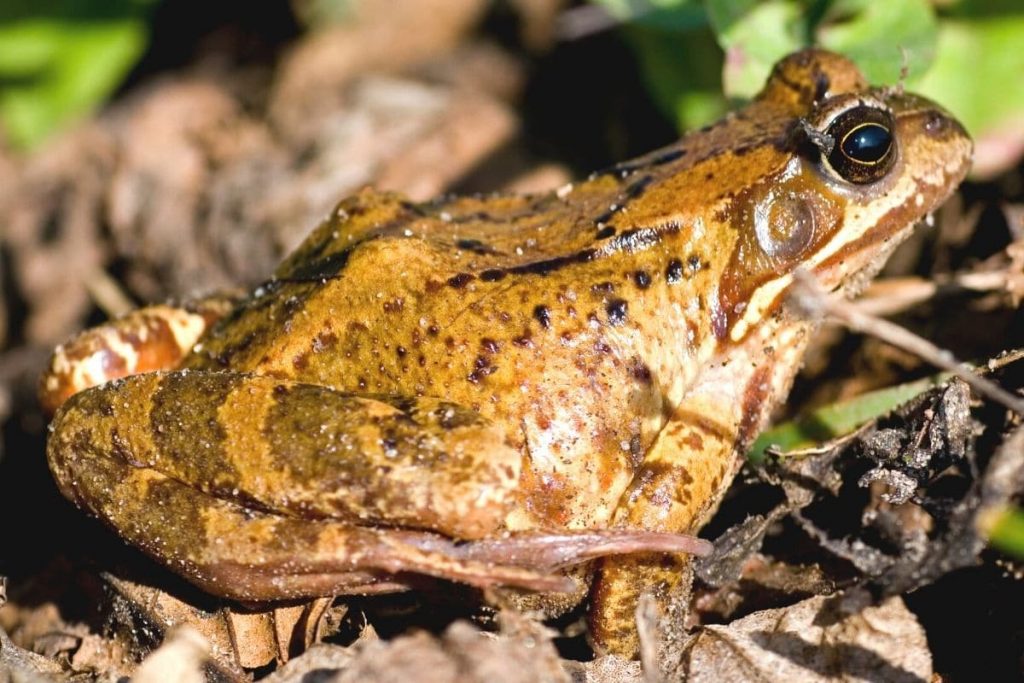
[822,105,896,184]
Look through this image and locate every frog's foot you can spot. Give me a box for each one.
[40,295,237,415]
[47,370,710,600]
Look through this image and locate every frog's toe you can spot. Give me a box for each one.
[39,296,236,416]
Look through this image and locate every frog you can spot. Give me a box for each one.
[42,49,971,658]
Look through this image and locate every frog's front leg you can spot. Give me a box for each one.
[588,391,743,657]
[48,371,710,600]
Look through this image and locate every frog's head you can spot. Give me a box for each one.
[716,49,972,341]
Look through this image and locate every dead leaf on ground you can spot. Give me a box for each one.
[0,625,67,683]
[680,595,932,682]
[262,616,568,683]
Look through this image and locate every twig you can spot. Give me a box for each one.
[855,271,1012,317]
[790,269,1024,415]
[635,593,663,683]
[85,267,136,319]
[853,237,1024,316]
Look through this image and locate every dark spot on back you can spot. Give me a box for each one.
[447,273,475,288]
[595,176,656,233]
[604,222,680,254]
[280,249,354,281]
[467,355,497,383]
[633,270,651,289]
[596,225,616,240]
[456,238,496,255]
[512,334,533,348]
[687,255,703,276]
[533,305,551,329]
[630,359,653,384]
[666,259,683,283]
[480,338,500,354]
[480,269,506,282]
[625,175,654,200]
[606,299,628,326]
[282,295,304,317]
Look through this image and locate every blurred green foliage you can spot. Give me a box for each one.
[593,0,1024,147]
[292,0,354,29]
[0,0,156,149]
[986,505,1024,559]
[1,0,1020,156]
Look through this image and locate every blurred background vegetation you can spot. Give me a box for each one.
[1,0,1022,175]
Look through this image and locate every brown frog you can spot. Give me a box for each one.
[43,49,971,657]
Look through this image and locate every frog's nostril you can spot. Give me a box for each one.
[924,111,947,134]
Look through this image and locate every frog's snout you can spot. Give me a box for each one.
[922,107,973,171]
[897,99,974,183]
[923,108,966,141]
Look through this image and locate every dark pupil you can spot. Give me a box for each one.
[841,123,891,164]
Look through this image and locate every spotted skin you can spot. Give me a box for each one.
[44,50,972,658]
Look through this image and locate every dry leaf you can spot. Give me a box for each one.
[681,595,931,682]
[131,627,208,683]
[0,626,66,683]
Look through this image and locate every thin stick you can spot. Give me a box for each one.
[855,270,1012,317]
[790,269,1024,415]
[636,593,663,683]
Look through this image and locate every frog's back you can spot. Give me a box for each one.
[183,82,809,388]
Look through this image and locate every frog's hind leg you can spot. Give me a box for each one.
[40,294,238,415]
[48,370,710,601]
[54,443,574,599]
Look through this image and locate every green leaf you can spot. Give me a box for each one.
[816,0,938,83]
[622,23,729,131]
[0,1,156,149]
[748,375,946,463]
[983,506,1024,559]
[705,0,808,99]
[293,0,355,29]
[909,14,1024,154]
